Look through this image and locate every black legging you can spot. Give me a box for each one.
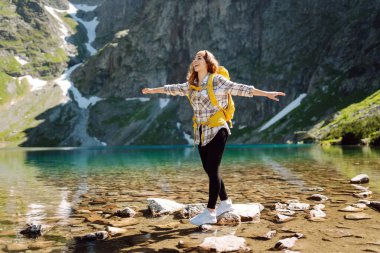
[198,128,228,209]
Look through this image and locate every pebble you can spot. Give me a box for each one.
[147,198,185,217]
[350,174,369,184]
[106,226,127,236]
[253,230,277,240]
[114,207,136,218]
[353,191,372,198]
[307,194,329,202]
[339,206,364,212]
[287,203,310,211]
[275,213,295,223]
[274,236,298,250]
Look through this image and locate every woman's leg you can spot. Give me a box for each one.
[198,128,228,209]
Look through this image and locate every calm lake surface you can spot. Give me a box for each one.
[0,144,379,252]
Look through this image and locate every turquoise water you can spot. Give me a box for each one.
[0,144,379,251]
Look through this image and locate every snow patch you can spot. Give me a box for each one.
[259,93,307,132]
[125,97,150,102]
[19,75,47,91]
[70,86,103,109]
[14,56,28,65]
[176,122,181,130]
[183,131,194,145]
[73,4,98,12]
[159,98,170,109]
[44,6,70,47]
[238,125,246,130]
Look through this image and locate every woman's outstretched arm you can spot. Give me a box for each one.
[252,88,286,101]
[142,87,165,94]
[142,82,189,96]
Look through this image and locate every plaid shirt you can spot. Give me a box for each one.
[164,74,255,146]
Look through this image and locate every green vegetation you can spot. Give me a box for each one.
[0,56,22,75]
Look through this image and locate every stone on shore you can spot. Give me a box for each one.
[106,226,127,236]
[199,235,250,252]
[353,191,372,198]
[147,198,185,217]
[230,203,263,221]
[287,203,310,211]
[217,212,241,225]
[350,174,369,184]
[309,208,326,220]
[253,230,277,240]
[339,206,364,212]
[344,213,372,220]
[114,207,136,218]
[274,236,298,250]
[369,201,380,212]
[307,194,328,202]
[20,223,42,238]
[275,213,295,223]
[177,203,207,219]
[75,231,109,241]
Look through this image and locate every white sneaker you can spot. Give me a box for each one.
[216,199,234,216]
[189,208,217,226]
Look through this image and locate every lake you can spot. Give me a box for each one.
[0,144,379,252]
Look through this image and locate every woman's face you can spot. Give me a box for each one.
[192,51,207,73]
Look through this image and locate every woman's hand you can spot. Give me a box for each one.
[142,88,152,94]
[267,91,286,101]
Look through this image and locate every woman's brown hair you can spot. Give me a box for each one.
[187,50,219,87]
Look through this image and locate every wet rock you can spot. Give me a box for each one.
[6,243,29,251]
[309,209,326,220]
[304,187,324,192]
[178,240,199,248]
[353,191,372,198]
[351,184,369,191]
[276,209,296,216]
[20,223,42,238]
[313,204,325,210]
[115,207,136,218]
[369,201,380,212]
[253,230,277,240]
[147,198,185,217]
[106,226,127,236]
[28,241,55,250]
[350,174,369,184]
[339,206,364,212]
[274,236,298,250]
[275,213,295,223]
[275,202,288,210]
[200,224,216,232]
[199,235,250,252]
[352,203,367,209]
[344,213,372,220]
[307,194,328,202]
[287,203,310,211]
[75,231,109,241]
[231,203,263,221]
[107,218,139,227]
[154,222,180,230]
[177,203,206,219]
[217,212,241,225]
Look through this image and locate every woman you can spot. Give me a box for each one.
[142,50,285,226]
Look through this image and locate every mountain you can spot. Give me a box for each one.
[0,0,379,147]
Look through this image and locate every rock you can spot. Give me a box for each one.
[106,226,127,236]
[369,201,380,212]
[28,241,55,250]
[107,218,139,227]
[287,203,310,211]
[154,222,180,230]
[75,231,109,241]
[352,203,367,209]
[200,224,216,232]
[351,184,369,191]
[350,174,369,184]
[274,236,298,250]
[230,203,263,221]
[6,243,29,251]
[76,209,91,214]
[309,209,326,220]
[253,230,277,240]
[307,194,328,202]
[147,198,185,217]
[353,191,372,198]
[275,202,288,210]
[217,212,241,225]
[358,199,371,205]
[20,223,42,238]
[199,235,250,252]
[115,207,136,218]
[313,204,325,210]
[178,240,199,248]
[275,213,295,223]
[178,203,207,219]
[339,206,364,212]
[304,187,324,192]
[344,213,372,220]
[276,209,296,216]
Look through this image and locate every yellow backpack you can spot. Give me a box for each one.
[188,66,235,143]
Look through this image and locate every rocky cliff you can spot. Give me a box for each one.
[71,0,380,145]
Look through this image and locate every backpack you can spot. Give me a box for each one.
[187,66,236,143]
